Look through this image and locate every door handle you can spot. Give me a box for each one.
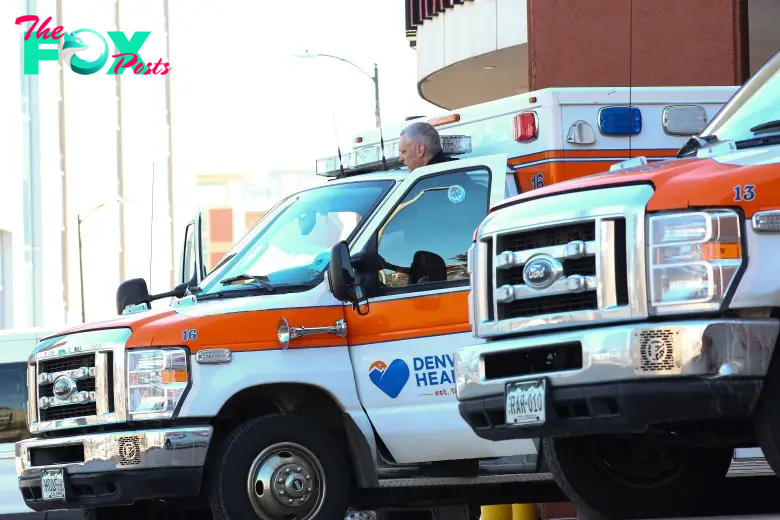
[277,317,347,350]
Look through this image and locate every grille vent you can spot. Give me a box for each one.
[117,436,143,466]
[634,329,681,375]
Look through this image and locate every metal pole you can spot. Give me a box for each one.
[373,63,381,129]
[57,0,70,322]
[77,216,85,323]
[163,0,176,289]
[114,0,126,285]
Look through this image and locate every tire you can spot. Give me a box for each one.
[207,413,352,520]
[543,434,734,519]
[754,350,780,476]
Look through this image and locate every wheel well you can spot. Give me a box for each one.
[214,383,346,432]
[208,383,378,488]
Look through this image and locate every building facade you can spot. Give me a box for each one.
[1,0,187,329]
[195,170,324,271]
[407,0,780,109]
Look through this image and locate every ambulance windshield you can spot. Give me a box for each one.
[197,179,395,296]
[702,49,780,145]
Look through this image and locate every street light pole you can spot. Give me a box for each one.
[77,215,85,323]
[296,51,382,129]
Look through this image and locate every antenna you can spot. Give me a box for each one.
[149,163,155,292]
[375,63,387,171]
[331,111,345,177]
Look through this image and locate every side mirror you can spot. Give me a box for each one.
[116,279,193,315]
[116,278,151,315]
[328,241,368,315]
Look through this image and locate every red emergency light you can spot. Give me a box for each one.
[514,112,538,142]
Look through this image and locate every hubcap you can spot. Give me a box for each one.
[246,442,326,520]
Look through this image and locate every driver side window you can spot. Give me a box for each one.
[376,168,489,291]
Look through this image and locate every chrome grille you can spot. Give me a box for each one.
[494,221,599,318]
[498,222,596,252]
[26,328,130,433]
[37,352,100,422]
[472,184,654,339]
[491,220,603,319]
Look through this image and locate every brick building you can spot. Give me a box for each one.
[406,0,780,110]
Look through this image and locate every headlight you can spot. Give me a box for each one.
[127,347,189,419]
[647,209,743,315]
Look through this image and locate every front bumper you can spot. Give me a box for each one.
[455,319,779,441]
[15,426,212,512]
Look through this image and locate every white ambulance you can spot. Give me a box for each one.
[319,86,740,193]
[14,85,741,520]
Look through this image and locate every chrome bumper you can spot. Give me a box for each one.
[455,319,780,402]
[16,426,213,479]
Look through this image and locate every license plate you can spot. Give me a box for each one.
[41,469,66,500]
[505,379,546,426]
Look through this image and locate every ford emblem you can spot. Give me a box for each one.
[522,255,563,290]
[53,376,77,401]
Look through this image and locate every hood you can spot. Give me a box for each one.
[493,145,780,217]
[42,305,176,341]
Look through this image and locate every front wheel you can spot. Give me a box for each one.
[207,414,352,520]
[543,435,734,519]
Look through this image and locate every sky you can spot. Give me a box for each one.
[168,0,439,177]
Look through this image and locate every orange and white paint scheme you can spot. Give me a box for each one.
[455,49,780,520]
[10,82,747,519]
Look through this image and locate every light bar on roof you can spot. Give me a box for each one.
[315,151,354,178]
[441,135,472,154]
[315,135,472,179]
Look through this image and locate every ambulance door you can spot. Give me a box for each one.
[345,154,536,464]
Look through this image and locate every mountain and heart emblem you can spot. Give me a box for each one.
[368,359,410,399]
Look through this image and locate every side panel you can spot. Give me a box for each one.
[165,283,365,421]
[178,346,364,419]
[513,93,734,192]
[346,289,536,464]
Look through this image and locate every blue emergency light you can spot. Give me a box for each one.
[598,106,642,136]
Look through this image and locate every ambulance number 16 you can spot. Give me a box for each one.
[531,173,545,190]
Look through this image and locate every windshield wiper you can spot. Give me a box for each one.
[676,134,719,158]
[750,119,780,133]
[220,274,275,292]
[733,133,780,150]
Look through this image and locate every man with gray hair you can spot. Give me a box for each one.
[398,121,455,173]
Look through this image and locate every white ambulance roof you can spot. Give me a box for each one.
[353,85,740,147]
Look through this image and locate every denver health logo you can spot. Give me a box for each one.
[16,15,172,76]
